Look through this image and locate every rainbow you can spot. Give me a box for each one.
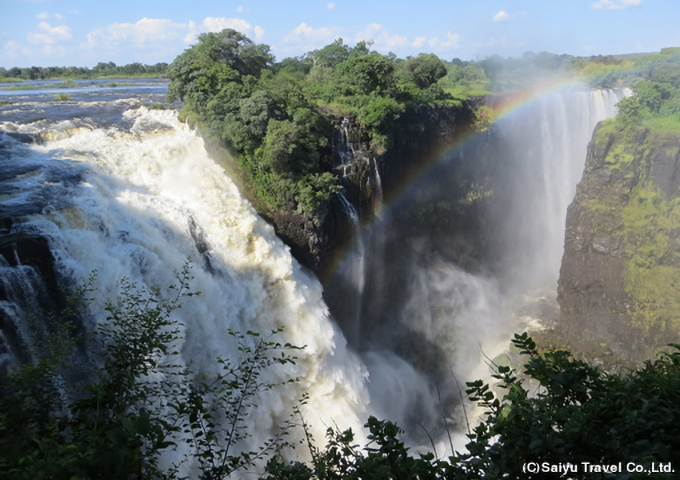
[324,74,590,279]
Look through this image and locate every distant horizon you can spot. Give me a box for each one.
[1,47,676,72]
[2,1,679,69]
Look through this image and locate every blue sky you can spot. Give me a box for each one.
[1,0,679,68]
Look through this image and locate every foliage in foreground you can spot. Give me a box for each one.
[265,333,679,479]
[0,266,303,479]
[1,265,678,478]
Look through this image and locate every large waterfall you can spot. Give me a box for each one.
[1,82,628,471]
[0,96,368,472]
[325,87,629,444]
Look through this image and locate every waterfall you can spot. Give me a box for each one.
[401,88,629,378]
[0,107,369,472]
[324,88,630,450]
[1,85,632,467]
[335,191,365,345]
[371,157,383,213]
[483,88,630,290]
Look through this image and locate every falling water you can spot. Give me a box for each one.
[0,104,369,473]
[325,88,630,448]
[335,191,365,345]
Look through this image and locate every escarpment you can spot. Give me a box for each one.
[558,121,680,366]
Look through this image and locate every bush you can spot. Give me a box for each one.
[0,264,304,479]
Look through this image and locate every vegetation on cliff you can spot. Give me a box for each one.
[558,48,680,363]
[166,29,489,224]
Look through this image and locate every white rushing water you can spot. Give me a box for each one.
[1,107,369,473]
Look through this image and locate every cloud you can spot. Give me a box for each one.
[37,12,65,21]
[493,11,510,22]
[327,2,335,10]
[85,16,264,51]
[84,18,186,50]
[254,26,265,41]
[3,40,21,59]
[28,21,72,45]
[284,22,338,45]
[202,17,253,34]
[412,36,427,48]
[427,32,460,50]
[183,17,264,44]
[492,10,527,22]
[591,0,642,10]
[355,23,408,50]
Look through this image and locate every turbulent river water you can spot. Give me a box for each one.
[0,78,627,473]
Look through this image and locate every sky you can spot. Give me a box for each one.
[1,0,679,68]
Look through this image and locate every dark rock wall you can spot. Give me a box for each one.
[558,121,680,366]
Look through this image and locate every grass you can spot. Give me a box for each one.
[642,115,680,134]
[2,85,41,91]
[106,82,138,87]
[53,93,71,101]
[444,84,492,100]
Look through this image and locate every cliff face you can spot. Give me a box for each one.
[251,103,478,279]
[558,120,680,365]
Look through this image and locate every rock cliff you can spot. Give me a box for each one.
[211,103,479,280]
[558,120,680,366]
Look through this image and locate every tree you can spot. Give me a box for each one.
[403,54,447,89]
[310,39,350,68]
[167,29,273,108]
[266,333,680,479]
[337,53,396,95]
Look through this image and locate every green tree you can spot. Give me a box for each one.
[403,54,447,89]
[337,53,396,96]
[310,39,350,68]
[167,29,273,109]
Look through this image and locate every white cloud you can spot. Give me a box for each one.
[492,10,527,22]
[37,12,65,21]
[237,5,244,12]
[254,25,265,41]
[493,10,510,22]
[182,17,264,44]
[591,0,642,10]
[84,18,187,50]
[280,22,340,55]
[412,36,427,48]
[286,22,337,43]
[202,17,252,34]
[327,2,335,10]
[440,32,460,49]
[355,23,408,50]
[3,40,20,59]
[28,21,72,45]
[84,16,263,50]
[427,32,460,50]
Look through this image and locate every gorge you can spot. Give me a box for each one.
[1,44,679,477]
